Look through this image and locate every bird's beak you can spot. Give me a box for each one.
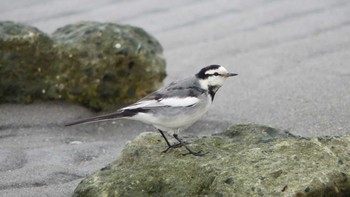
[226,73,238,77]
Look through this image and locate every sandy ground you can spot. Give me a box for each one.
[1,0,350,196]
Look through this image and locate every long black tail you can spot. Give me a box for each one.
[65,111,124,126]
[65,108,150,126]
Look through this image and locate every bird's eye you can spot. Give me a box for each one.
[213,72,220,76]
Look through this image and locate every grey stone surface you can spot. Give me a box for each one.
[0,0,350,196]
[0,102,151,197]
[73,124,350,197]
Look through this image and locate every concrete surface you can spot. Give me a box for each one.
[1,0,350,196]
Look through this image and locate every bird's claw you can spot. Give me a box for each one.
[161,142,205,156]
[162,142,184,153]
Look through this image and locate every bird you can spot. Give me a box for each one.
[65,65,237,156]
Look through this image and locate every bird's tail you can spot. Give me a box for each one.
[65,111,124,126]
[65,108,150,126]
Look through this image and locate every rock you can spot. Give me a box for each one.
[51,22,166,110]
[73,124,350,197]
[0,21,166,110]
[0,21,55,103]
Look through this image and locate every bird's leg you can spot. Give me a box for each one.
[158,129,183,153]
[172,134,206,157]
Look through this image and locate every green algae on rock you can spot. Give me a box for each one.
[50,22,166,110]
[0,21,166,110]
[73,124,350,197]
[0,21,55,103]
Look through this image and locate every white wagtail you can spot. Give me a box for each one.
[66,65,237,156]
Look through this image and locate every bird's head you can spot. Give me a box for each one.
[196,65,237,90]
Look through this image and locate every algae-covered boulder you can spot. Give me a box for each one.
[0,21,55,103]
[50,22,166,110]
[73,124,350,197]
[0,21,166,110]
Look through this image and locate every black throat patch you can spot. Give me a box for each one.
[208,85,220,101]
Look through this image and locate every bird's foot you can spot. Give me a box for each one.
[161,142,205,156]
[158,130,206,156]
[172,134,206,157]
[162,142,186,153]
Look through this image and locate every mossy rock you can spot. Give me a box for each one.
[73,124,350,196]
[0,21,166,110]
[50,22,166,110]
[0,21,55,103]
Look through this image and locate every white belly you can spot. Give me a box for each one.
[129,95,212,133]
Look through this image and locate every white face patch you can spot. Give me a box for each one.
[199,66,229,88]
